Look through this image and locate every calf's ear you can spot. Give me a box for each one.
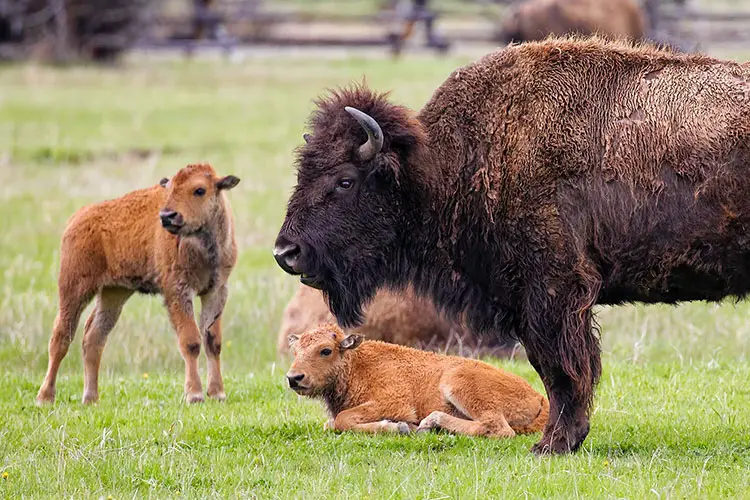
[340,334,364,351]
[217,175,241,191]
[159,177,170,188]
[288,334,299,348]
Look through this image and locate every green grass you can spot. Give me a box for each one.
[1,48,750,498]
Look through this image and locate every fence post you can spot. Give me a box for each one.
[51,0,70,61]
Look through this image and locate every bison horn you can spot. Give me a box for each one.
[345,106,384,161]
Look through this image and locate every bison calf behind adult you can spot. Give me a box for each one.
[277,284,518,357]
[286,324,548,437]
[274,38,750,454]
[36,163,239,405]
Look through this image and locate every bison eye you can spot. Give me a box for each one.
[194,187,206,197]
[320,348,333,356]
[336,179,354,191]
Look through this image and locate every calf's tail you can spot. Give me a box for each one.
[517,394,550,434]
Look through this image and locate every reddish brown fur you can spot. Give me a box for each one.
[36,163,240,405]
[277,284,517,357]
[498,0,647,44]
[286,324,548,437]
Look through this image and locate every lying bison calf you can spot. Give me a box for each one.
[36,163,240,405]
[286,324,548,437]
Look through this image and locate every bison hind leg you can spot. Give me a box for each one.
[416,375,516,438]
[36,280,97,405]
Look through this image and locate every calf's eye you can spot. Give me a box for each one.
[194,187,206,196]
[320,348,333,356]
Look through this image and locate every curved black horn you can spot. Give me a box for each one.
[344,106,384,161]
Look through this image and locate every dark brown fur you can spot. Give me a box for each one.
[498,0,647,44]
[286,324,548,438]
[36,163,239,405]
[274,37,750,454]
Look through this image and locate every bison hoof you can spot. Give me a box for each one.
[417,411,443,433]
[82,392,99,405]
[396,422,411,434]
[35,394,55,406]
[208,391,226,402]
[185,392,205,404]
[532,418,590,455]
[36,388,55,406]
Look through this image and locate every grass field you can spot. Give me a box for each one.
[1,47,750,498]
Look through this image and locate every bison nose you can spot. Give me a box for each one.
[273,237,302,275]
[286,373,305,388]
[159,210,178,226]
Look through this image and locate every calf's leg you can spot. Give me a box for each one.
[199,284,228,401]
[415,367,516,438]
[331,403,412,434]
[166,292,204,403]
[81,288,133,404]
[36,281,95,405]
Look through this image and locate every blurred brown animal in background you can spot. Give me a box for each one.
[277,284,519,358]
[497,0,647,44]
[36,163,239,405]
[286,324,548,437]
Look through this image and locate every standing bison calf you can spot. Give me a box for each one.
[36,163,239,405]
[274,37,750,454]
[286,324,548,437]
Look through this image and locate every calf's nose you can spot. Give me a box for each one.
[159,210,177,223]
[286,373,305,387]
[273,236,301,274]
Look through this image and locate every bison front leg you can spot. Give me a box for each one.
[521,280,601,455]
[166,292,204,404]
[199,284,228,401]
[331,403,412,434]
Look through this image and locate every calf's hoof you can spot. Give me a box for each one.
[82,392,99,405]
[395,421,411,434]
[185,392,205,404]
[36,389,55,406]
[208,391,226,402]
[416,411,443,433]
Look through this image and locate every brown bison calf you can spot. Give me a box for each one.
[286,324,548,438]
[36,163,239,405]
[278,284,519,357]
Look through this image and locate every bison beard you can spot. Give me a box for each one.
[318,255,377,328]
[275,37,750,454]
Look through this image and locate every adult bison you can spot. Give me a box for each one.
[273,37,750,454]
[497,0,647,44]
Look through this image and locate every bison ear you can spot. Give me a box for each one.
[288,334,299,348]
[340,334,364,351]
[217,175,240,191]
[159,177,169,188]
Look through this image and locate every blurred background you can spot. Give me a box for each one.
[1,0,749,382]
[1,0,749,63]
